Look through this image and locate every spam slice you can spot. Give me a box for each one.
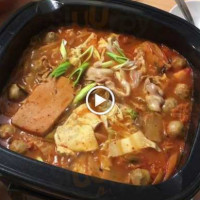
[12,77,74,136]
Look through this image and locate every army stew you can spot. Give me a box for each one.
[0,26,193,186]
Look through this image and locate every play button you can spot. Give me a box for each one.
[86,86,115,115]
[95,94,106,107]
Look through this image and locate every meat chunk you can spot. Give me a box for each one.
[146,95,164,112]
[12,77,74,136]
[106,70,131,97]
[86,67,131,97]
[135,42,170,75]
[144,78,163,96]
[85,67,113,83]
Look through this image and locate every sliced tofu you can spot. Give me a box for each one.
[55,104,101,155]
[108,131,160,157]
[71,153,100,176]
[56,145,76,156]
[67,104,102,129]
[55,125,98,152]
[12,77,74,136]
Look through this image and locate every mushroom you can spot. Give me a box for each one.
[167,121,184,137]
[130,168,151,186]
[8,84,26,101]
[171,56,187,71]
[162,98,177,113]
[9,140,29,154]
[174,83,190,99]
[146,95,164,112]
[44,32,58,43]
[0,124,15,139]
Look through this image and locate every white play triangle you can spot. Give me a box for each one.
[95,94,106,107]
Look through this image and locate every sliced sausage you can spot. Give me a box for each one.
[12,77,74,136]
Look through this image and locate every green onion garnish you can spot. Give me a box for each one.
[50,61,71,78]
[36,156,43,162]
[102,60,115,68]
[73,83,96,105]
[126,109,138,120]
[80,46,94,62]
[70,62,90,86]
[60,39,67,60]
[106,52,128,64]
[93,48,101,60]
[113,41,126,57]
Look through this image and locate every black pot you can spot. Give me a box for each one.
[0,0,200,199]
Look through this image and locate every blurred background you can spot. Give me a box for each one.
[0,0,199,200]
[0,0,176,27]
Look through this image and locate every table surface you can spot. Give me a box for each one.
[134,0,176,11]
[0,0,176,25]
[0,0,199,200]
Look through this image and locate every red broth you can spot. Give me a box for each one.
[0,26,193,185]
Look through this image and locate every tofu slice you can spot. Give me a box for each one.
[108,131,161,157]
[55,104,101,155]
[12,77,74,136]
[55,124,99,153]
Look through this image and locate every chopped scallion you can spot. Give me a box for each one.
[113,41,126,57]
[93,48,101,60]
[73,82,96,105]
[50,61,71,78]
[102,60,115,68]
[70,62,89,86]
[126,108,138,120]
[36,156,43,162]
[106,52,128,64]
[112,60,129,70]
[80,46,94,62]
[60,39,67,60]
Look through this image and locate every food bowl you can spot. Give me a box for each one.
[170,0,200,29]
[0,0,200,199]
